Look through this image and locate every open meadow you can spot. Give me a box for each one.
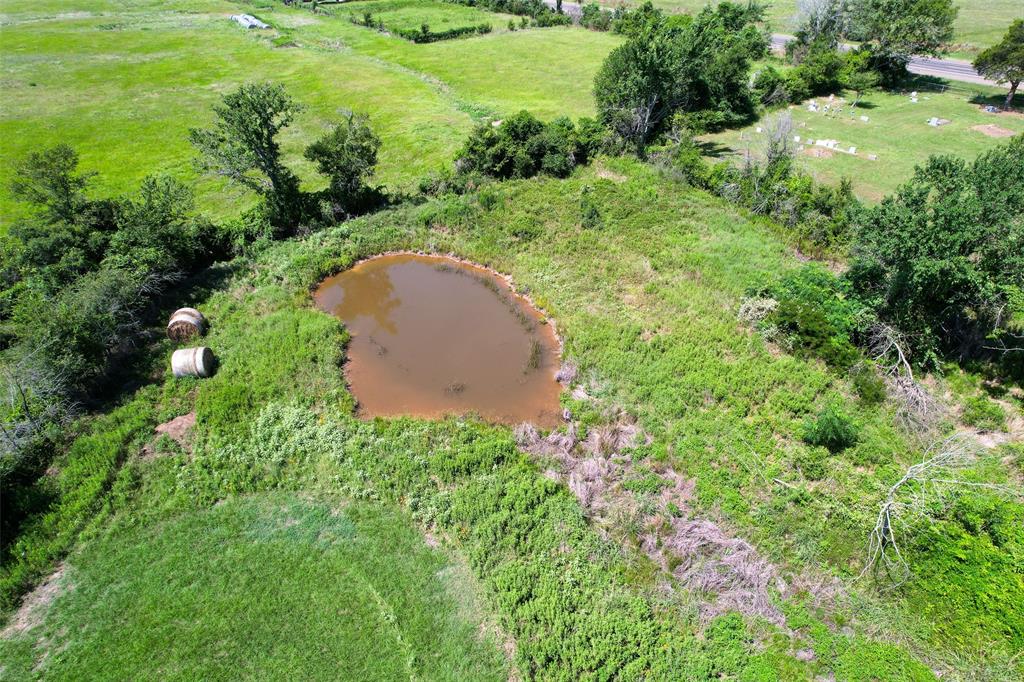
[1,0,1022,680]
[0,0,616,223]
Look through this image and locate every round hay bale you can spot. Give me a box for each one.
[171,347,216,379]
[167,308,205,341]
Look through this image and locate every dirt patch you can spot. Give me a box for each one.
[156,411,196,445]
[595,166,627,183]
[141,411,196,459]
[971,124,1015,138]
[1,564,68,638]
[802,147,834,159]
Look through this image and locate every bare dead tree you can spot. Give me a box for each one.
[869,323,940,431]
[0,342,75,479]
[860,434,1022,586]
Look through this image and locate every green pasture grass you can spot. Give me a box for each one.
[0,0,617,226]
[702,81,1024,201]
[336,0,518,32]
[5,159,1021,677]
[219,158,1017,674]
[0,493,510,680]
[601,0,1024,55]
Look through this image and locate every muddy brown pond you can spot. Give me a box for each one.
[314,254,562,427]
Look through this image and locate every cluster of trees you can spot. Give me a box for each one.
[189,82,383,231]
[747,135,1024,373]
[446,0,570,26]
[1,82,383,546]
[785,0,957,86]
[0,146,220,543]
[593,2,769,150]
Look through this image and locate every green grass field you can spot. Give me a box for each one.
[2,1,1023,679]
[612,0,1024,55]
[0,494,510,679]
[337,0,519,32]
[4,158,1020,679]
[0,0,616,223]
[703,80,1024,201]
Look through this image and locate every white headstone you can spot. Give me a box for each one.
[859,115,869,122]
[756,127,762,133]
[849,146,856,155]
[793,135,801,142]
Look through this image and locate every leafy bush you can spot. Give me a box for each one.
[580,3,612,31]
[754,265,867,369]
[850,363,886,405]
[961,395,1007,431]
[455,111,601,180]
[846,136,1024,365]
[593,1,766,148]
[802,403,859,453]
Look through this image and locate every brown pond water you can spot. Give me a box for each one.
[314,254,562,427]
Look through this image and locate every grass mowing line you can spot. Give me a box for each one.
[0,494,510,680]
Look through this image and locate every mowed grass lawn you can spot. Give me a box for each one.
[703,82,1024,201]
[0,494,509,680]
[614,0,1024,55]
[0,0,618,223]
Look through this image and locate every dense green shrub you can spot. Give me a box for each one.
[802,403,859,453]
[754,265,867,368]
[850,363,886,405]
[455,111,602,179]
[593,2,766,148]
[580,2,612,31]
[846,136,1024,366]
[961,395,1007,431]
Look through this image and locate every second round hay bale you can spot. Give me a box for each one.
[172,347,216,378]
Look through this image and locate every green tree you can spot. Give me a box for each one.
[103,176,211,276]
[594,2,764,150]
[974,20,1024,109]
[842,50,879,111]
[304,113,381,219]
[850,0,957,83]
[189,82,305,229]
[847,136,1024,363]
[9,144,93,224]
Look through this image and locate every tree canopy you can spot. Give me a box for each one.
[850,0,957,81]
[848,135,1024,363]
[593,2,766,150]
[974,20,1024,109]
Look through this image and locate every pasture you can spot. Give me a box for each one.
[0,0,616,223]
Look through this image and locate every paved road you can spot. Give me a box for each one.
[542,2,996,87]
